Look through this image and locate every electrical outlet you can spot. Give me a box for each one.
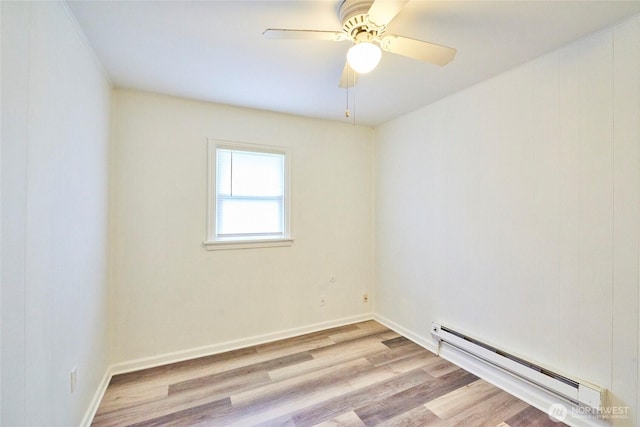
[70,367,77,393]
[320,295,326,306]
[362,293,369,303]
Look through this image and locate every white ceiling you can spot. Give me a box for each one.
[67,0,640,126]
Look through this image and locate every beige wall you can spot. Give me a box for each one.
[110,89,374,365]
[4,2,638,425]
[374,16,639,426]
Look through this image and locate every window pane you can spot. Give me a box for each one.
[216,149,232,196]
[213,145,288,242]
[217,149,284,197]
[217,198,283,236]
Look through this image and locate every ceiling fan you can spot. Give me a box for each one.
[263,0,457,88]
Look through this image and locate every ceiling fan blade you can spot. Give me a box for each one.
[263,29,348,42]
[366,0,410,27]
[338,61,358,88]
[380,34,456,66]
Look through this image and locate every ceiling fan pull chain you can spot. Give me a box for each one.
[352,81,356,126]
[345,70,350,118]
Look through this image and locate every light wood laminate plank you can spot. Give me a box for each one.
[91,321,565,427]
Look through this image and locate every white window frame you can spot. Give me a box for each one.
[204,139,293,250]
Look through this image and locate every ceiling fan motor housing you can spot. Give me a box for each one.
[339,0,385,39]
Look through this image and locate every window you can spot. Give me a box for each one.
[205,140,292,250]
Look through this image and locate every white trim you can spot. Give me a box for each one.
[373,314,608,427]
[203,237,294,251]
[110,313,373,375]
[79,368,112,427]
[206,139,292,250]
[373,313,439,353]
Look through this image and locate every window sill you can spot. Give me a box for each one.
[203,237,294,251]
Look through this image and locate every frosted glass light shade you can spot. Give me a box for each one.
[347,42,382,74]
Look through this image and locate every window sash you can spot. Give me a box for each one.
[206,140,291,247]
[215,196,285,239]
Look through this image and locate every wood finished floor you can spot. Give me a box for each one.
[92,321,565,427]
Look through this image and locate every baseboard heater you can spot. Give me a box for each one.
[430,322,604,411]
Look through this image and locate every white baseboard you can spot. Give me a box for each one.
[373,314,608,427]
[83,313,606,427]
[80,312,374,425]
[79,367,113,427]
[110,313,374,375]
[373,313,439,353]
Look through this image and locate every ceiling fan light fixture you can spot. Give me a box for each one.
[347,42,382,74]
